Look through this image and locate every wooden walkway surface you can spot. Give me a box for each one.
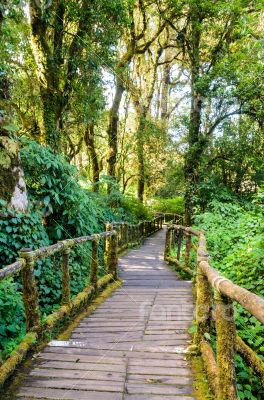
[15,229,196,400]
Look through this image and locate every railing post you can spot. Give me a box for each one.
[90,237,99,289]
[19,248,41,331]
[124,223,129,248]
[61,248,71,306]
[111,231,118,279]
[104,222,112,272]
[195,233,213,347]
[215,291,238,400]
[177,228,183,261]
[104,223,118,279]
[185,232,192,269]
[164,227,172,260]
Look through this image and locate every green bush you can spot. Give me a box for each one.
[20,138,115,240]
[0,279,25,361]
[151,197,184,214]
[121,196,151,221]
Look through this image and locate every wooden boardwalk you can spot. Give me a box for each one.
[15,229,196,400]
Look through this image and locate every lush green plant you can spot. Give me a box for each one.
[151,197,184,215]
[121,196,151,221]
[0,279,25,361]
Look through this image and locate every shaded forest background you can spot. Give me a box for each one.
[0,1,263,399]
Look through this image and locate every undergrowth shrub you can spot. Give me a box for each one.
[151,196,184,214]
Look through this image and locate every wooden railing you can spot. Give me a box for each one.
[0,216,163,387]
[164,224,264,400]
[154,212,183,225]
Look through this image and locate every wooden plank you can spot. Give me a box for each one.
[35,361,125,373]
[126,383,193,395]
[38,352,126,365]
[128,365,192,376]
[128,374,193,385]
[16,387,123,400]
[124,396,196,400]
[30,368,125,381]
[23,377,124,392]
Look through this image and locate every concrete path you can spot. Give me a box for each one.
[15,229,196,400]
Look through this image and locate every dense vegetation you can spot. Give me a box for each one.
[0,1,263,398]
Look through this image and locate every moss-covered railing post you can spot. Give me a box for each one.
[185,232,192,269]
[90,236,99,289]
[215,290,238,400]
[19,248,41,332]
[61,248,71,306]
[104,222,112,272]
[195,233,213,348]
[164,227,172,259]
[176,228,183,261]
[111,231,118,279]
[124,223,129,249]
[105,223,118,279]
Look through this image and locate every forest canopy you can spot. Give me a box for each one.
[0,1,264,398]
[0,0,262,218]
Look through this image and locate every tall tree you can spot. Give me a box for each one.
[29,0,124,150]
[106,0,166,192]
[0,2,28,212]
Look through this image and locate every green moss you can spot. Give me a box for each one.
[190,355,214,400]
[0,333,37,388]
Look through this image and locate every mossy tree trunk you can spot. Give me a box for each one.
[84,123,100,192]
[29,0,91,151]
[0,8,28,213]
[106,76,125,193]
[184,9,204,226]
[105,2,166,194]
[160,45,171,131]
[0,126,29,212]
[136,114,146,202]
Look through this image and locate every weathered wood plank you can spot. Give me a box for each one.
[17,387,123,400]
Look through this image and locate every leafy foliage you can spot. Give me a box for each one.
[151,197,184,215]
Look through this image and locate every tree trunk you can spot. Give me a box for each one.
[106,77,124,193]
[184,80,203,225]
[0,78,28,212]
[40,88,61,149]
[160,49,171,129]
[136,116,146,202]
[84,124,100,192]
[0,129,28,212]
[184,11,203,226]
[0,2,28,213]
